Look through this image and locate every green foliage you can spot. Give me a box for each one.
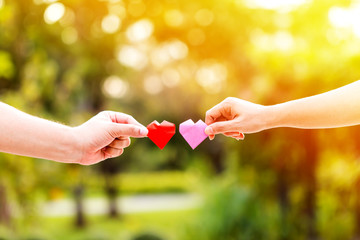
[182,178,279,240]
[0,51,14,79]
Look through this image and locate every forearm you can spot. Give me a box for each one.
[0,102,80,163]
[265,80,360,129]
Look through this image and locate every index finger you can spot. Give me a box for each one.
[109,123,148,138]
[108,112,145,127]
[205,102,226,125]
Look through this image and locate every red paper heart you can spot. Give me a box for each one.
[147,120,176,149]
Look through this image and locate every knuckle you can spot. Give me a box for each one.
[127,115,136,121]
[224,97,232,103]
[122,113,133,121]
[100,110,111,116]
[224,97,236,103]
[106,124,118,138]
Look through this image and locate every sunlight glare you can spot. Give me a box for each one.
[329,4,360,38]
[44,3,65,24]
[0,0,4,9]
[328,7,352,28]
[354,25,360,38]
[244,0,310,11]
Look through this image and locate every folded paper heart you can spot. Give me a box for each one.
[147,120,176,150]
[179,119,208,149]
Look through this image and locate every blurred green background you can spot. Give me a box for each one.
[1,0,360,239]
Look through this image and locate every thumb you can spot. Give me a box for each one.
[108,123,148,138]
[205,120,239,136]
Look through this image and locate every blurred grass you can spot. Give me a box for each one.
[118,171,195,195]
[73,171,199,199]
[0,210,195,240]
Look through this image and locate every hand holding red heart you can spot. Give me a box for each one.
[73,111,148,165]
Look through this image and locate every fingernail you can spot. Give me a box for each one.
[205,126,214,135]
[209,135,215,141]
[140,127,148,136]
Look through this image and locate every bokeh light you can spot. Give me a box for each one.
[164,9,184,27]
[0,0,4,9]
[61,27,78,45]
[109,4,126,19]
[194,9,214,27]
[161,68,181,88]
[150,40,188,69]
[101,14,121,34]
[117,45,148,70]
[102,76,129,99]
[59,8,75,26]
[196,61,227,94]
[144,75,163,95]
[167,40,188,60]
[128,0,146,17]
[150,46,172,68]
[126,19,154,42]
[251,29,294,52]
[44,3,66,24]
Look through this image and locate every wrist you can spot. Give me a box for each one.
[261,104,284,130]
[67,127,84,164]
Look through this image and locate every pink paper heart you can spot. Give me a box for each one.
[179,119,208,149]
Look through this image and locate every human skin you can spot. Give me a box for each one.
[205,80,360,140]
[0,102,148,165]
